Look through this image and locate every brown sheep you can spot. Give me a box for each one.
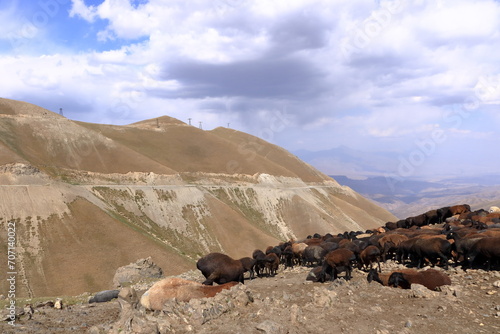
[367,268,420,286]
[385,221,398,230]
[252,249,268,277]
[264,253,280,276]
[450,204,471,215]
[321,248,356,282]
[140,277,238,310]
[291,242,308,265]
[196,252,245,285]
[368,268,451,291]
[358,245,381,272]
[387,269,452,291]
[406,214,428,227]
[367,268,391,286]
[304,238,323,246]
[378,234,408,261]
[437,204,471,223]
[239,257,257,279]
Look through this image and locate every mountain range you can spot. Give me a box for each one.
[295,147,500,218]
[0,98,395,298]
[330,174,500,219]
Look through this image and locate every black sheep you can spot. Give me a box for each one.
[466,237,500,271]
[252,249,268,277]
[302,245,327,267]
[411,238,451,270]
[446,231,483,268]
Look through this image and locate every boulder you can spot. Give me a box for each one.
[113,257,163,288]
[88,289,120,303]
[111,282,253,332]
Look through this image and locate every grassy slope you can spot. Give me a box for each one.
[209,127,330,182]
[34,198,193,297]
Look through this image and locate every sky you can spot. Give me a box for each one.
[1,0,500,179]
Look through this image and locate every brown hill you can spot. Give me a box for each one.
[0,98,395,298]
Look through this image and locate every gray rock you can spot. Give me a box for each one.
[88,289,120,303]
[256,320,287,334]
[312,286,337,307]
[409,284,439,298]
[112,257,163,288]
[441,285,462,298]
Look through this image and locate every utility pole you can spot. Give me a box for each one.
[199,121,202,130]
[59,108,63,116]
[188,118,192,126]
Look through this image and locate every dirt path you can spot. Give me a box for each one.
[2,262,500,334]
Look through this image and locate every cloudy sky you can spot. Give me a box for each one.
[1,0,500,179]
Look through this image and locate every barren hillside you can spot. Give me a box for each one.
[0,98,396,298]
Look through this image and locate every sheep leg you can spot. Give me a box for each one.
[438,252,449,270]
[417,257,424,269]
[396,249,402,264]
[203,276,216,285]
[346,266,352,281]
[318,262,330,283]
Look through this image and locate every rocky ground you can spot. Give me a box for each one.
[2,261,500,334]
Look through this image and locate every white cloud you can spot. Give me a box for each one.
[2,0,500,175]
[69,0,99,22]
[415,1,499,43]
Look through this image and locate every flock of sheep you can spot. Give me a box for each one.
[195,204,500,293]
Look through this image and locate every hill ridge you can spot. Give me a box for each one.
[0,98,395,298]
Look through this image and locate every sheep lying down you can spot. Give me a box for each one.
[140,277,238,311]
[367,268,451,291]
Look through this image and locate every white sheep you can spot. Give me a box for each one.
[489,206,500,213]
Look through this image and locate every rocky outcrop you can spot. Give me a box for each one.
[110,283,254,334]
[113,257,164,288]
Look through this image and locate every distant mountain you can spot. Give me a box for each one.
[0,98,395,298]
[293,146,400,177]
[333,174,500,219]
[331,175,442,204]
